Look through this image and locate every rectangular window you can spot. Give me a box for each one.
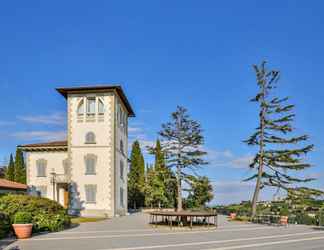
[120,161,124,180]
[98,99,105,114]
[87,98,96,114]
[120,187,124,207]
[85,156,96,175]
[85,184,97,203]
[36,186,47,197]
[36,159,47,177]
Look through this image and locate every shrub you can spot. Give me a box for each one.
[294,213,317,225]
[14,212,32,224]
[34,212,70,232]
[0,194,70,232]
[234,215,250,222]
[0,212,10,239]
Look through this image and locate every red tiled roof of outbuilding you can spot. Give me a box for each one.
[0,179,27,190]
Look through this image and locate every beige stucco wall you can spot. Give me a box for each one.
[26,151,68,201]
[27,90,130,217]
[115,97,128,215]
[68,92,116,217]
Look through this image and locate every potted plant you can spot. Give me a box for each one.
[279,207,289,226]
[12,212,33,239]
[229,213,237,220]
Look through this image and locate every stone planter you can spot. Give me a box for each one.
[280,216,288,226]
[12,224,33,239]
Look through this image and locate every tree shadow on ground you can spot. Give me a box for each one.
[0,238,16,250]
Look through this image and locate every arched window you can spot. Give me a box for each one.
[87,97,96,114]
[84,154,97,175]
[85,132,96,144]
[120,140,124,155]
[77,99,84,115]
[36,159,47,177]
[98,98,105,114]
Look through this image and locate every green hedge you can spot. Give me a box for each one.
[0,212,10,239]
[292,213,317,225]
[0,194,70,232]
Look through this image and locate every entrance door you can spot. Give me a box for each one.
[64,190,69,208]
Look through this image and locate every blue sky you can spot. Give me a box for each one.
[0,1,323,204]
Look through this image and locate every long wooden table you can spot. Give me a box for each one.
[149,211,218,229]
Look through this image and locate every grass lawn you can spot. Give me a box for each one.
[71,217,107,224]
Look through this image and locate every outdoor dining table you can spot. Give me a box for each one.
[149,211,218,229]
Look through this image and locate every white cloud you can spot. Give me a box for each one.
[205,148,233,164]
[231,155,254,169]
[204,147,253,170]
[17,112,66,125]
[211,180,254,205]
[12,130,66,141]
[128,122,155,153]
[128,127,143,133]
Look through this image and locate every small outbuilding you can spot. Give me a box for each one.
[0,179,27,194]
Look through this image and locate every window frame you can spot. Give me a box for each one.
[120,160,124,180]
[120,140,124,155]
[36,159,47,177]
[84,154,97,175]
[85,132,96,144]
[85,184,97,204]
[86,97,96,114]
[77,99,85,115]
[98,98,105,115]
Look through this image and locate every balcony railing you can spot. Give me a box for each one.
[55,174,70,184]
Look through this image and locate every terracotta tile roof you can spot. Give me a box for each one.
[18,140,68,152]
[56,85,135,117]
[18,140,67,148]
[0,179,27,190]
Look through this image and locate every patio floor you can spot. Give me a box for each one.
[2,213,324,250]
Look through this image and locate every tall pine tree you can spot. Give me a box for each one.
[159,106,207,211]
[128,140,145,209]
[5,154,15,181]
[244,61,318,217]
[14,148,26,184]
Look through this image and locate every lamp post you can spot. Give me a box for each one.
[50,168,56,201]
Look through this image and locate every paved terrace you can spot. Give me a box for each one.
[2,213,324,250]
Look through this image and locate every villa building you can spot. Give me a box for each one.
[19,85,135,217]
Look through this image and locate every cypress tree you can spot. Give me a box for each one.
[5,154,15,181]
[144,165,168,208]
[244,61,319,217]
[127,140,145,209]
[147,139,176,208]
[14,148,26,184]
